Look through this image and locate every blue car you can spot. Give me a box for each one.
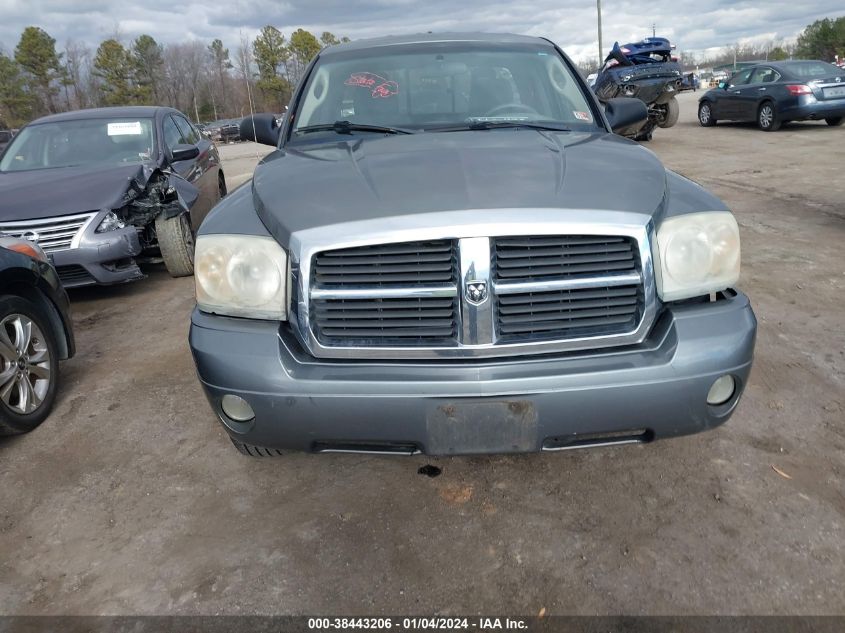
[698,60,845,131]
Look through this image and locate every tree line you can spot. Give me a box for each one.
[0,26,348,128]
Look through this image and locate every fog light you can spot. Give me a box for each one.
[707,375,736,406]
[221,394,255,421]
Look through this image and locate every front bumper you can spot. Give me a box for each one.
[52,224,144,287]
[190,291,757,455]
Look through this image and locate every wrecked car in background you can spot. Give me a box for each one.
[0,107,226,287]
[593,37,683,141]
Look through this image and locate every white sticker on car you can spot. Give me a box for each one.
[574,111,592,121]
[107,121,143,136]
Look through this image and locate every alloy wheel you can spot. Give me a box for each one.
[759,105,774,129]
[699,103,711,125]
[0,314,51,415]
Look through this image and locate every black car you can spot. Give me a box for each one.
[0,106,227,286]
[0,236,75,435]
[698,60,845,131]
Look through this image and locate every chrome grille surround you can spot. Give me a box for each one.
[292,208,658,360]
[0,212,98,253]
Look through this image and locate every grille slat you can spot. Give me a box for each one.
[315,240,456,287]
[494,235,637,282]
[0,212,95,254]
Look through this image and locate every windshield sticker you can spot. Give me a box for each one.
[573,111,592,122]
[345,72,399,98]
[108,121,143,136]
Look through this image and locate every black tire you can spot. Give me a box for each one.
[758,102,781,131]
[698,101,717,127]
[155,213,195,277]
[218,172,227,199]
[658,96,680,128]
[826,117,844,127]
[230,437,283,457]
[0,295,60,435]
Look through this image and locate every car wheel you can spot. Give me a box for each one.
[658,96,680,128]
[156,212,195,277]
[698,101,717,127]
[218,172,227,199]
[825,117,843,127]
[758,102,781,131]
[230,437,284,457]
[0,296,60,435]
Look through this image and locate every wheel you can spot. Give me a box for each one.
[698,101,717,127]
[826,117,843,127]
[757,102,781,131]
[658,97,680,128]
[155,213,195,277]
[0,296,60,435]
[230,437,283,457]
[218,172,227,199]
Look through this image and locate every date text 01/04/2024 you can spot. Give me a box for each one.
[307,617,529,630]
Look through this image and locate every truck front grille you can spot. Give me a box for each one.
[492,236,643,341]
[311,240,460,346]
[305,231,651,358]
[0,212,96,253]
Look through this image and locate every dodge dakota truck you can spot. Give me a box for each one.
[189,33,756,456]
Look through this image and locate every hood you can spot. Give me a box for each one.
[0,163,156,220]
[252,130,668,244]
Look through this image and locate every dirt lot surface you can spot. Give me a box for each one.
[1,91,843,615]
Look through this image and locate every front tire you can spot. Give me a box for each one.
[698,101,717,127]
[0,296,60,435]
[758,102,781,131]
[658,96,680,128]
[826,117,843,127]
[218,172,227,199]
[156,213,195,277]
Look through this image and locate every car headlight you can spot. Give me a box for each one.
[195,234,288,320]
[655,211,740,302]
[96,211,125,232]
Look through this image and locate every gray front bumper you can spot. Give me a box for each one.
[189,291,756,455]
[52,224,144,287]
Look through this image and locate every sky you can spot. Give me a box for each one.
[0,0,843,65]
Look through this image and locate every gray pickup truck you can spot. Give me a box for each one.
[189,33,756,457]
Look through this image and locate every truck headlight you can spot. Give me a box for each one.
[195,234,288,320]
[655,211,740,302]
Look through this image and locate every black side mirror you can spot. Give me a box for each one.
[240,114,281,147]
[604,97,648,136]
[171,144,199,162]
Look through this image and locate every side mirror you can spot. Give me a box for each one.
[240,114,281,147]
[171,144,199,162]
[604,97,648,136]
[718,81,727,89]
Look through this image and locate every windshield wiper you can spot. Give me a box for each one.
[296,121,414,136]
[429,121,572,132]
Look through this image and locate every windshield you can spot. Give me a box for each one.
[0,117,155,172]
[292,43,600,136]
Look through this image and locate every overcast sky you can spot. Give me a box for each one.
[0,1,843,64]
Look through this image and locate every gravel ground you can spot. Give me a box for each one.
[0,91,843,615]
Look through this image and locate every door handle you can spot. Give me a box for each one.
[730,90,741,94]
[758,87,766,91]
